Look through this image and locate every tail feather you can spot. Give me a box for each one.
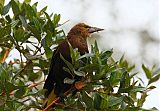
[43,89,57,108]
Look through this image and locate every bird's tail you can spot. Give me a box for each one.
[43,89,57,109]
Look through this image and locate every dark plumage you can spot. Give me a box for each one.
[43,23,104,107]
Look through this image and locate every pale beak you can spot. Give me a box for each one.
[88,27,104,33]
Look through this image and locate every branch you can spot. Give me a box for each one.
[28,80,45,89]
[58,20,70,27]
[1,48,10,63]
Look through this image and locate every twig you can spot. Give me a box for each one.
[1,48,10,63]
[28,80,45,89]
[8,61,27,65]
[58,20,70,27]
[12,60,32,79]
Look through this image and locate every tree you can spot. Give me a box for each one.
[0,0,159,111]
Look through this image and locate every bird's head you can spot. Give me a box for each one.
[67,23,104,39]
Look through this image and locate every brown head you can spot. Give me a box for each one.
[67,23,104,39]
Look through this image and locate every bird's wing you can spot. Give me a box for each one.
[43,41,71,97]
[43,46,60,97]
[43,41,71,107]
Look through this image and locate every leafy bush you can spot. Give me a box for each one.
[0,0,159,111]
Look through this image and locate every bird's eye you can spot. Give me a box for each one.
[84,25,91,28]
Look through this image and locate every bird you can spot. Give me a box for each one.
[43,23,104,108]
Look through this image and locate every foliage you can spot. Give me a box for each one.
[0,0,159,111]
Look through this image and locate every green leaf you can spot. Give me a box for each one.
[28,25,41,41]
[24,3,37,21]
[77,53,94,60]
[79,63,100,75]
[60,54,74,73]
[0,47,5,61]
[42,43,52,59]
[14,87,26,98]
[0,4,3,15]
[25,54,42,60]
[123,95,134,106]
[16,79,25,86]
[19,15,28,28]
[137,92,148,107]
[33,16,42,31]
[108,96,124,107]
[100,49,113,61]
[131,86,146,92]
[45,30,53,47]
[3,1,11,15]
[109,71,122,86]
[19,61,33,77]
[32,2,38,12]
[119,54,125,65]
[148,73,160,85]
[91,40,99,54]
[53,14,61,26]
[103,80,114,92]
[124,107,140,111]
[64,77,75,84]
[6,101,14,110]
[28,72,39,82]
[82,91,93,110]
[100,95,108,109]
[24,0,31,4]
[68,41,80,64]
[0,62,10,80]
[93,92,102,110]
[11,19,19,28]
[0,25,11,38]
[44,12,55,32]
[74,70,85,77]
[119,71,127,85]
[147,86,156,90]
[142,64,152,79]
[38,6,47,16]
[118,85,134,93]
[128,64,135,72]
[0,0,4,6]
[14,28,25,41]
[76,100,85,110]
[5,81,17,94]
[63,67,72,75]
[11,0,20,17]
